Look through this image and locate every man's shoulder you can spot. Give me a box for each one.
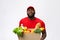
[20,17,28,21]
[35,17,44,23]
[35,17,45,27]
[35,17,42,21]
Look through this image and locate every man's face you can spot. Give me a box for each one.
[27,9,35,18]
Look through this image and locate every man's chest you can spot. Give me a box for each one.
[22,20,39,28]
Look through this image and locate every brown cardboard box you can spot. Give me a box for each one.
[18,33,41,40]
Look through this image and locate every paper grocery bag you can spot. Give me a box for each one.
[18,33,41,40]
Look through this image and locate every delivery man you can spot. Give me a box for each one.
[19,6,47,40]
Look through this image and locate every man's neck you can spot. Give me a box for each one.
[28,17,35,20]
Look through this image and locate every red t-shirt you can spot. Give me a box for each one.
[19,17,45,29]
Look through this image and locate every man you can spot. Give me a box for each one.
[19,6,47,40]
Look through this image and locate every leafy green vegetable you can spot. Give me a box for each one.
[13,27,23,37]
[34,29,41,34]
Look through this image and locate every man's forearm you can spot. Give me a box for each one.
[41,30,47,39]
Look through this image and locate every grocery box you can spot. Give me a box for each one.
[18,32,41,40]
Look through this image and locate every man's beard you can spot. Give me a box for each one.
[27,13,35,19]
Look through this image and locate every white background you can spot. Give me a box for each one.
[0,0,60,40]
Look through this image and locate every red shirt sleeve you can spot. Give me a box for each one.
[39,21,46,30]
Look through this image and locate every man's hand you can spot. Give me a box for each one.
[40,37,44,40]
[40,30,47,40]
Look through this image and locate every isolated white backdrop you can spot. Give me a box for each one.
[0,0,60,40]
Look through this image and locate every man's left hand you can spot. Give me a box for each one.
[40,37,44,40]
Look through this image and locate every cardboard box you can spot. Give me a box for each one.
[18,33,41,40]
